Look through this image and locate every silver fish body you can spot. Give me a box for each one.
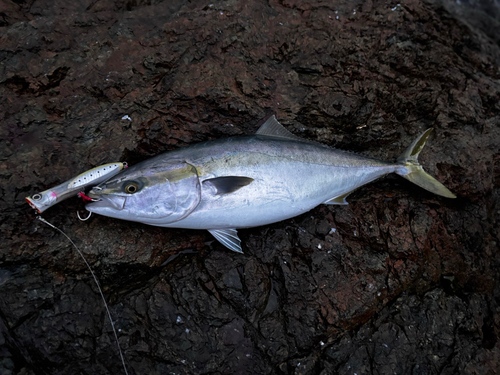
[86,116,455,252]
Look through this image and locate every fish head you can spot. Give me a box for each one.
[86,161,201,224]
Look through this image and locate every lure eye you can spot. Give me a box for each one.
[32,194,42,201]
[124,182,140,194]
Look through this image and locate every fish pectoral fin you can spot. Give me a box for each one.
[323,191,352,205]
[208,229,243,253]
[203,176,254,195]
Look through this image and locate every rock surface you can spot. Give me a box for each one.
[1,0,499,374]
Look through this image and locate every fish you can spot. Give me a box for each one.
[26,162,127,213]
[86,116,455,253]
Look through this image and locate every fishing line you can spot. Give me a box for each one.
[37,216,129,375]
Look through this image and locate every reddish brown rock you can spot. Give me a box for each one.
[1,0,499,374]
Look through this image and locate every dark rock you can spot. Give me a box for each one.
[1,0,499,374]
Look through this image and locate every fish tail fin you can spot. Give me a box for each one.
[395,128,456,198]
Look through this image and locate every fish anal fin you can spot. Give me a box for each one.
[203,176,254,195]
[324,191,352,205]
[209,229,243,253]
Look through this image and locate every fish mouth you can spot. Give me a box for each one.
[85,195,127,212]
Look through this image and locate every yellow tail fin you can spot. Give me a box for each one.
[396,129,456,198]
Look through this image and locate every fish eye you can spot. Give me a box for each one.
[32,194,42,201]
[124,182,140,194]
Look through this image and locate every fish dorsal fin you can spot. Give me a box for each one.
[208,229,243,253]
[203,176,254,195]
[256,115,326,147]
[256,115,302,141]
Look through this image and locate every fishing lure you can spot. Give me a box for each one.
[26,162,127,213]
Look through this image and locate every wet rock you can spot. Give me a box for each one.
[322,289,500,374]
[1,0,499,374]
